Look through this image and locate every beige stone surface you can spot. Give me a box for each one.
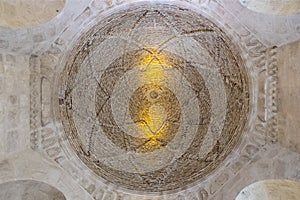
[222,0,300,46]
[236,179,300,200]
[278,39,300,153]
[0,0,299,199]
[240,0,300,15]
[0,0,65,29]
[0,149,93,200]
[0,54,30,155]
[0,180,66,200]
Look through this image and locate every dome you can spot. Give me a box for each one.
[59,3,249,193]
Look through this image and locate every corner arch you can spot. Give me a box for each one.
[239,0,300,15]
[0,0,66,29]
[236,179,300,200]
[0,180,66,200]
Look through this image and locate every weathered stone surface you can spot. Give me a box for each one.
[0,40,9,49]
[236,180,300,200]
[0,0,299,199]
[0,0,66,29]
[0,180,66,200]
[58,4,250,193]
[278,39,300,153]
[240,0,300,15]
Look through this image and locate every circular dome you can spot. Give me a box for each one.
[59,4,250,193]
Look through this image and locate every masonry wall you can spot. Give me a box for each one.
[278,39,300,153]
[0,54,30,155]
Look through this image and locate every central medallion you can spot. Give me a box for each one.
[59,4,250,193]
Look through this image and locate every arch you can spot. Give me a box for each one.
[0,0,66,29]
[0,180,66,200]
[236,179,300,200]
[239,0,300,15]
[0,150,93,200]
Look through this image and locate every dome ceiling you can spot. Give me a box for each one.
[59,4,250,193]
[2,0,298,199]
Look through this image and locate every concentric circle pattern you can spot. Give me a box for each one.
[59,4,250,193]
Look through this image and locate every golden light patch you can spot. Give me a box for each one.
[135,51,173,149]
[137,50,172,83]
[129,84,181,153]
[140,64,168,84]
[137,104,167,138]
[141,50,168,65]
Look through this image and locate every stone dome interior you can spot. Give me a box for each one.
[59,4,250,193]
[0,0,299,199]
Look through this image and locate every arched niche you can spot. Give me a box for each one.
[239,0,300,15]
[0,180,66,200]
[0,0,65,29]
[236,179,300,200]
